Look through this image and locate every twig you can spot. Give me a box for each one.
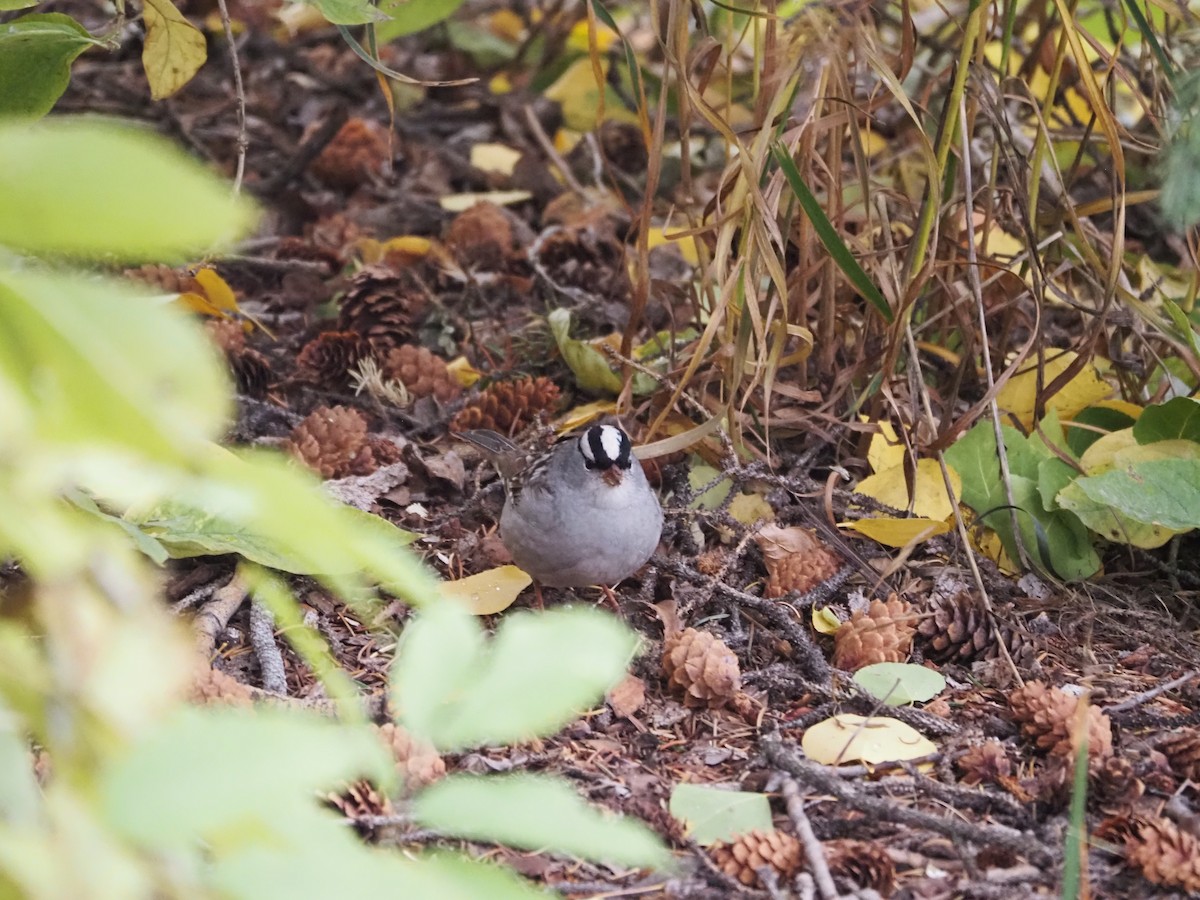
[170,580,220,614]
[780,777,838,900]
[524,104,587,195]
[215,0,247,195]
[194,573,248,659]
[259,106,349,196]
[249,601,288,694]
[762,731,1054,866]
[1106,670,1200,714]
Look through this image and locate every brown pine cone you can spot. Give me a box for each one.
[382,344,462,402]
[125,263,201,294]
[1008,681,1112,768]
[296,331,371,386]
[307,212,364,261]
[662,627,741,709]
[449,377,562,436]
[310,117,390,189]
[832,595,915,672]
[1124,816,1200,892]
[376,723,445,791]
[756,524,842,597]
[956,740,1013,786]
[533,217,631,304]
[917,591,1035,667]
[337,265,428,353]
[710,829,802,888]
[444,201,513,272]
[284,405,376,479]
[275,236,343,275]
[326,779,393,824]
[205,319,272,397]
[825,839,896,897]
[190,666,254,707]
[1157,729,1200,781]
[1094,753,1143,807]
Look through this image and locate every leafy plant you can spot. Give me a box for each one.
[0,116,667,898]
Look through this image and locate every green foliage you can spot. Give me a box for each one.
[300,0,389,25]
[667,783,773,845]
[393,602,638,750]
[853,662,946,706]
[0,117,668,898]
[0,119,258,260]
[946,413,1101,580]
[0,13,101,119]
[375,0,468,41]
[1159,70,1200,231]
[1132,396,1200,443]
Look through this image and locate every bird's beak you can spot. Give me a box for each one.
[601,468,623,487]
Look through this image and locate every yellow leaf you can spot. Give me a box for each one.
[488,73,514,95]
[1078,427,1138,474]
[866,420,904,474]
[839,517,951,547]
[801,714,937,767]
[142,0,207,100]
[543,58,640,131]
[381,235,432,257]
[812,607,840,635]
[193,267,238,313]
[566,17,619,52]
[439,190,531,212]
[439,565,531,615]
[487,9,525,41]
[853,459,960,521]
[1087,398,1143,421]
[470,143,522,176]
[646,226,700,266]
[556,399,617,432]
[729,492,773,526]
[174,290,225,317]
[996,350,1112,430]
[446,356,482,389]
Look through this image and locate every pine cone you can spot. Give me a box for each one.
[307,212,364,261]
[832,595,915,672]
[1157,729,1200,781]
[956,740,1013,786]
[275,235,343,275]
[382,344,462,402]
[205,319,272,397]
[326,779,393,826]
[337,265,428,353]
[756,524,842,597]
[190,666,254,707]
[1008,681,1112,768]
[534,216,631,303]
[917,591,1035,667]
[125,263,201,294]
[445,201,513,271]
[450,377,562,436]
[284,405,376,479]
[296,331,371,386]
[310,117,390,189]
[1124,816,1200,892]
[710,829,802,888]
[825,839,896,897]
[662,627,741,709]
[376,723,445,791]
[1094,753,1143,807]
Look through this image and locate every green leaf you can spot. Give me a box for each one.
[64,489,169,565]
[1074,457,1200,531]
[101,707,392,848]
[303,0,390,25]
[667,783,772,845]
[416,774,671,869]
[548,308,623,395]
[0,13,100,119]
[0,117,258,260]
[687,462,733,510]
[771,142,892,323]
[1064,405,1136,457]
[375,0,466,41]
[0,270,230,459]
[1132,396,1200,444]
[213,846,551,900]
[0,704,42,825]
[394,603,637,750]
[0,2,40,9]
[854,662,945,706]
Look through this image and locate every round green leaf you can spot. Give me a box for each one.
[854,662,946,706]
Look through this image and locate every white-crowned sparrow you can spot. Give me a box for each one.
[460,424,663,587]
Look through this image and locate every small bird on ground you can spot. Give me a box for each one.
[459,424,663,591]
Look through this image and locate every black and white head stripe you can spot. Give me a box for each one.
[578,424,632,471]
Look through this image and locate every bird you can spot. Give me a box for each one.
[459,424,663,590]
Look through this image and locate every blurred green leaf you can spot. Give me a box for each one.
[303,0,388,25]
[854,662,945,706]
[0,118,258,259]
[667,783,772,845]
[394,603,636,750]
[375,0,466,41]
[415,774,671,869]
[0,13,100,119]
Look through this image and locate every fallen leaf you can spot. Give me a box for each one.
[470,142,522,176]
[802,713,936,767]
[439,565,531,615]
[812,607,841,635]
[839,516,950,547]
[606,674,645,718]
[440,190,531,212]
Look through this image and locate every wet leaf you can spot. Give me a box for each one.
[439,565,531,615]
